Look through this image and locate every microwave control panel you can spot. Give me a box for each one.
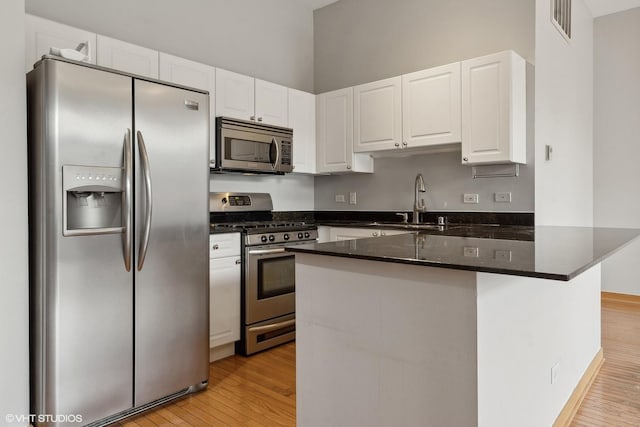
[280,140,292,166]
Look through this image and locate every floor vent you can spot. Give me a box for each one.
[551,0,572,41]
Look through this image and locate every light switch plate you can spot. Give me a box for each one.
[463,194,479,204]
[335,194,345,203]
[495,192,512,203]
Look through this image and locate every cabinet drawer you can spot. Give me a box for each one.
[210,233,241,258]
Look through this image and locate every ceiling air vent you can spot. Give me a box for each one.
[551,0,572,41]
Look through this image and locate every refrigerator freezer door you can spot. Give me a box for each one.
[133,79,210,406]
[29,59,134,424]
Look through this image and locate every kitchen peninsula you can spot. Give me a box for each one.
[288,226,640,427]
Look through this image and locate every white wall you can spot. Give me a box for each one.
[534,0,594,226]
[0,0,30,419]
[210,174,314,211]
[25,0,314,92]
[593,7,640,295]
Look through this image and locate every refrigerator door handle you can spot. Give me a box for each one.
[122,129,132,272]
[137,130,153,271]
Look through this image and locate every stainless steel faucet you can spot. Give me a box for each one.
[413,173,426,224]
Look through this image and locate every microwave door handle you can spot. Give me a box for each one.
[271,137,280,170]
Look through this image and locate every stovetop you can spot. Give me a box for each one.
[210,221,316,234]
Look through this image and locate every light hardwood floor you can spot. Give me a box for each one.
[117,294,640,426]
[116,342,296,426]
[572,296,640,426]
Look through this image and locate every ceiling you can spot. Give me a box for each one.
[584,0,640,17]
[300,0,640,16]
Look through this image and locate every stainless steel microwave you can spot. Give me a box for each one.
[212,117,293,174]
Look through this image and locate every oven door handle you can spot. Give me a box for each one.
[248,248,287,255]
[248,319,295,334]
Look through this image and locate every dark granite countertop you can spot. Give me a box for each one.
[286,226,640,281]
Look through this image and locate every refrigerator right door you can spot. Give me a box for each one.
[133,79,210,406]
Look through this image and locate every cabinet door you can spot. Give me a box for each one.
[159,53,216,164]
[461,51,526,165]
[215,68,255,121]
[288,88,316,174]
[209,257,241,349]
[316,89,373,173]
[354,76,402,152]
[25,14,97,72]
[97,35,159,78]
[255,79,288,127]
[402,63,461,148]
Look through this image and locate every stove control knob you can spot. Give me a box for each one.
[284,234,290,241]
[304,232,310,238]
[268,235,275,242]
[261,236,268,243]
[298,232,303,239]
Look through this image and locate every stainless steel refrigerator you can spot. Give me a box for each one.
[27,57,210,426]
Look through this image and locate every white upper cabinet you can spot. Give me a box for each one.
[215,68,255,121]
[353,76,402,152]
[159,53,216,163]
[97,35,159,78]
[25,14,97,72]
[216,68,288,126]
[316,88,373,174]
[461,51,526,165]
[255,79,288,127]
[288,88,316,174]
[402,62,462,148]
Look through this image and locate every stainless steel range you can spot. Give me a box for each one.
[210,192,317,355]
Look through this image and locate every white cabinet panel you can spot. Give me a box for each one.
[215,68,255,121]
[209,233,241,352]
[461,51,526,165]
[25,14,96,72]
[97,35,159,78]
[159,53,215,163]
[209,257,241,349]
[402,63,461,148]
[316,88,373,174]
[288,88,316,174]
[255,79,288,127]
[354,76,402,152]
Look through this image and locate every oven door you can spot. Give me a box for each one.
[245,245,296,325]
[219,128,279,173]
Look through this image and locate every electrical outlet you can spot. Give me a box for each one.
[463,194,479,204]
[551,362,560,384]
[494,250,512,261]
[335,194,346,203]
[545,145,553,161]
[463,247,479,257]
[349,192,357,205]
[495,192,512,203]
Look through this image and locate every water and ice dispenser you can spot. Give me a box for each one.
[62,165,124,236]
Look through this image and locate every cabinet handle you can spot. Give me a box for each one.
[212,244,219,250]
[394,143,400,148]
[235,259,242,265]
[257,117,263,122]
[463,157,469,162]
[346,165,352,170]
[372,231,378,237]
[402,142,408,147]
[381,231,386,236]
[250,115,256,121]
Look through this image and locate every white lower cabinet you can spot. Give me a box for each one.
[209,233,241,362]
